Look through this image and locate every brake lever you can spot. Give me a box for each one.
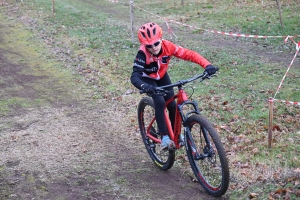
[155,88,166,96]
[200,75,209,82]
[200,73,217,82]
[156,91,166,96]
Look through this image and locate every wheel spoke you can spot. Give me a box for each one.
[186,114,229,197]
[137,97,175,170]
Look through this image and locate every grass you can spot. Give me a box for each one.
[2,0,300,199]
[148,0,300,36]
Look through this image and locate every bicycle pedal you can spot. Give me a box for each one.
[161,147,168,151]
[160,144,175,151]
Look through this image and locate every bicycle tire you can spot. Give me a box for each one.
[137,97,175,170]
[185,114,229,197]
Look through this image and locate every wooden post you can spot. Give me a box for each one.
[130,0,134,43]
[52,0,55,14]
[268,97,274,148]
[276,0,283,28]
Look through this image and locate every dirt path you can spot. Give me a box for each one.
[0,8,220,200]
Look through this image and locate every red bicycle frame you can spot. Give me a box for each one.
[146,88,189,149]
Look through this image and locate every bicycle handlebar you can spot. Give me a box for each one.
[139,67,219,95]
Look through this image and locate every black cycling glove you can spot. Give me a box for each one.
[141,84,156,96]
[204,65,218,76]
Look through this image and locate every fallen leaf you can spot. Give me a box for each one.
[249,193,259,198]
[293,157,298,162]
[293,168,300,173]
[276,154,282,158]
[274,188,286,194]
[256,175,263,181]
[221,125,232,133]
[268,194,275,200]
[252,148,259,155]
[222,101,228,105]
[272,125,281,131]
[286,176,297,182]
[234,134,246,143]
[227,135,234,142]
[116,96,122,101]
[233,115,239,119]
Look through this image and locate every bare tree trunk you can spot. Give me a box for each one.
[181,0,184,6]
[276,0,283,28]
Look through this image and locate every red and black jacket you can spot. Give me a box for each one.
[130,40,211,89]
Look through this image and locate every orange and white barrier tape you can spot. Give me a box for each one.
[130,3,299,40]
[105,0,299,40]
[275,99,300,106]
[269,98,300,106]
[273,40,300,98]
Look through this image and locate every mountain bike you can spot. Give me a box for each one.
[137,70,229,197]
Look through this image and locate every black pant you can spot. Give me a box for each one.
[141,72,176,136]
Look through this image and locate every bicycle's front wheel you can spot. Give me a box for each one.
[185,114,229,197]
[137,97,175,170]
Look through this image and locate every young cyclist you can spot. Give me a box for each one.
[130,22,217,150]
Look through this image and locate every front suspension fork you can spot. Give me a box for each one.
[184,126,214,160]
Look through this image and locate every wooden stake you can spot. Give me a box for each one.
[276,0,283,27]
[52,0,55,14]
[268,97,274,148]
[130,0,134,43]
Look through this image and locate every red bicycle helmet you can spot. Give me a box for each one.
[138,22,162,45]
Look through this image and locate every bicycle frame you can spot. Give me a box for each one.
[146,86,201,149]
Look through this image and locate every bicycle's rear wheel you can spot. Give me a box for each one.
[186,114,229,197]
[137,97,175,170]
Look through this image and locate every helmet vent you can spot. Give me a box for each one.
[153,27,156,36]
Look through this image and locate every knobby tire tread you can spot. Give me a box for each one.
[186,114,229,197]
[137,97,175,170]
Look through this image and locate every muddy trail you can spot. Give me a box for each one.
[0,4,220,200]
